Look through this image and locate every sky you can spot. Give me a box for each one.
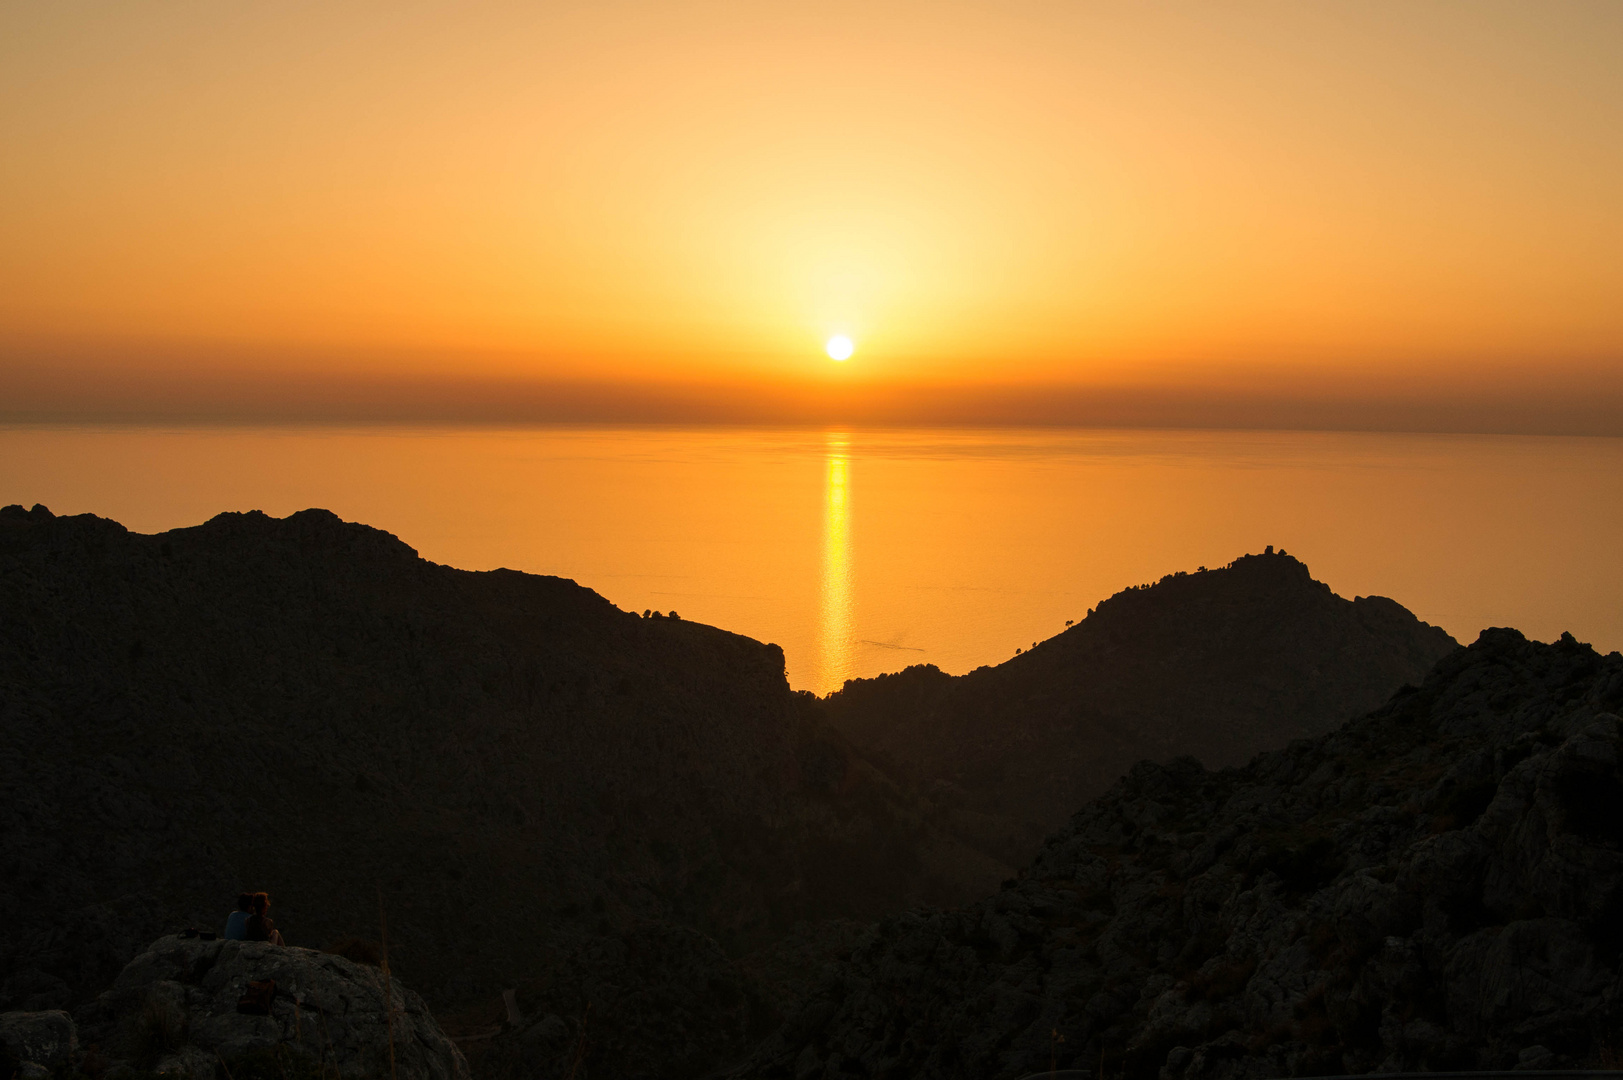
[3,1,1621,429]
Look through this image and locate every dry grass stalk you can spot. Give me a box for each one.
[565,1003,590,1080]
[379,889,398,1080]
[131,993,188,1068]
[318,1003,342,1080]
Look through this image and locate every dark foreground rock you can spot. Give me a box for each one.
[74,935,468,1080]
[451,917,880,1080]
[0,1009,77,1077]
[737,629,1623,1080]
[825,551,1458,862]
[454,920,763,1080]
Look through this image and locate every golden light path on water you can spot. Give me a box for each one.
[819,434,854,690]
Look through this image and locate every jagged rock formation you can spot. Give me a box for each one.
[824,551,1458,860]
[69,935,467,1080]
[736,629,1623,1080]
[0,504,1000,1020]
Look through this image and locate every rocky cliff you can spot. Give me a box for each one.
[0,504,999,1020]
[824,551,1458,860]
[737,629,1623,1080]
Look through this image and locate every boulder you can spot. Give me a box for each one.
[0,1010,77,1074]
[77,936,468,1080]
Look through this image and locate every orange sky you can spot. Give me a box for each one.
[2,2,1621,425]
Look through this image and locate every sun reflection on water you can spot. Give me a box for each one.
[818,434,853,693]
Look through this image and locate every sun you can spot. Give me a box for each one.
[825,335,854,361]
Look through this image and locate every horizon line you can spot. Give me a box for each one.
[5,370,1623,437]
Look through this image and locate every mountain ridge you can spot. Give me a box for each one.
[0,503,998,1018]
[824,550,1459,860]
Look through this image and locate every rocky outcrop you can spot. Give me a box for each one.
[0,1010,77,1078]
[738,629,1623,1080]
[0,505,995,1014]
[71,935,467,1080]
[824,551,1459,861]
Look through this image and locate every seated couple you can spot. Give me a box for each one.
[223,892,285,945]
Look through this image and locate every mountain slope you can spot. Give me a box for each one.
[739,629,1623,1080]
[0,503,999,1019]
[824,551,1458,857]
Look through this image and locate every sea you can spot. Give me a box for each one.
[3,424,1620,695]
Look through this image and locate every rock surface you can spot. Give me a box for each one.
[737,629,1623,1080]
[73,935,467,1080]
[452,918,880,1080]
[461,920,768,1080]
[0,1009,77,1074]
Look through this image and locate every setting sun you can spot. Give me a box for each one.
[825,336,855,362]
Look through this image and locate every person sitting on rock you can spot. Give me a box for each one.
[244,892,285,946]
[224,893,253,940]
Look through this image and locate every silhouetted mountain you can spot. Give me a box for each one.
[0,506,1481,1080]
[0,504,1002,1033]
[738,629,1623,1080]
[824,551,1458,859]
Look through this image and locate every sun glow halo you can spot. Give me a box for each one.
[825,336,854,362]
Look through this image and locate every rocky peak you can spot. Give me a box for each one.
[188,507,425,565]
[823,552,1459,861]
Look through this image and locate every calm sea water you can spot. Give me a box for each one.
[3,425,1620,694]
